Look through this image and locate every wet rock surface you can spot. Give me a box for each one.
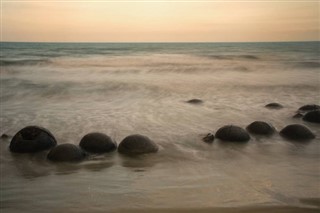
[118,134,159,155]
[80,132,117,153]
[10,126,57,153]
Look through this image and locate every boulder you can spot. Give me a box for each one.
[303,110,320,123]
[47,143,85,162]
[186,99,203,104]
[280,124,315,141]
[10,126,57,153]
[265,103,283,109]
[246,121,275,135]
[118,134,159,155]
[80,132,117,153]
[215,125,250,142]
[202,133,214,143]
[298,104,320,112]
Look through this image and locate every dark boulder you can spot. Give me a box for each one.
[298,104,320,112]
[10,126,57,153]
[246,121,275,135]
[80,132,117,153]
[215,125,250,142]
[118,134,159,155]
[303,110,320,123]
[186,99,203,104]
[265,103,283,109]
[202,133,214,143]
[280,124,315,141]
[47,143,86,162]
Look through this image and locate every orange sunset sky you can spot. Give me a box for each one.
[1,1,319,42]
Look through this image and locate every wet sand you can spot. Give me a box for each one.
[112,206,319,213]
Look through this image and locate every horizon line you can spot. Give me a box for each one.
[1,40,319,44]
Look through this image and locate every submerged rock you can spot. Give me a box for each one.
[246,121,275,135]
[293,113,304,118]
[303,110,320,123]
[215,125,250,142]
[47,143,86,162]
[265,103,283,109]
[80,132,117,153]
[298,104,320,112]
[10,126,57,153]
[1,133,9,139]
[280,124,315,141]
[186,99,203,104]
[202,133,214,143]
[118,134,159,155]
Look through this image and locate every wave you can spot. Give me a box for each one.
[205,54,260,60]
[0,59,50,66]
[295,61,320,68]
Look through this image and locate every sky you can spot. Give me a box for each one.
[1,1,319,42]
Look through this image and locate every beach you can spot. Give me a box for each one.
[1,42,319,212]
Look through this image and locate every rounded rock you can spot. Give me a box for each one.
[10,126,57,153]
[265,103,283,109]
[280,124,315,141]
[303,110,320,123]
[215,125,250,142]
[80,132,117,153]
[298,104,320,112]
[202,133,215,143]
[246,121,275,135]
[293,113,304,118]
[118,134,159,155]
[186,99,203,104]
[47,144,86,162]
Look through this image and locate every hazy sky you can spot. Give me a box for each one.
[1,1,319,42]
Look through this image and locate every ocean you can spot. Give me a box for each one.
[1,42,319,212]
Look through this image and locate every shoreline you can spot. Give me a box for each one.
[110,206,320,213]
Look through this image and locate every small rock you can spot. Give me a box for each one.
[215,125,250,142]
[293,113,304,118]
[47,144,86,162]
[246,121,275,135]
[280,124,315,141]
[1,134,9,139]
[80,132,117,153]
[202,133,214,143]
[265,103,283,109]
[118,134,159,155]
[186,99,203,104]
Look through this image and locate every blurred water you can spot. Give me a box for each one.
[0,42,319,212]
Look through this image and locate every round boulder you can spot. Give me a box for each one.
[47,143,85,162]
[10,126,57,153]
[280,124,315,141]
[303,110,320,123]
[80,132,117,153]
[298,104,320,112]
[118,134,159,155]
[215,125,250,142]
[246,121,275,135]
[265,103,283,109]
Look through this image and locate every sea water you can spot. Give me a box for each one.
[1,42,319,212]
